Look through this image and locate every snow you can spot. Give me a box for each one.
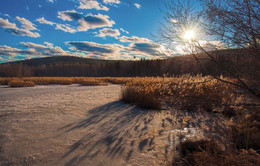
[0,84,228,165]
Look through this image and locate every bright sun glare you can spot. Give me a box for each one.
[184,30,195,41]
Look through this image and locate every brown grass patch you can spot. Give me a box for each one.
[102,77,132,84]
[80,80,108,86]
[0,77,113,86]
[121,75,240,110]
[231,109,260,150]
[8,79,35,87]
[176,139,260,166]
[121,85,161,109]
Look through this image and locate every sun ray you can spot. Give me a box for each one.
[183,30,195,41]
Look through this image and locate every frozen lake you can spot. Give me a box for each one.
[0,84,227,165]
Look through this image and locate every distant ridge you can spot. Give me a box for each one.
[2,48,250,67]
[5,56,118,66]
[0,48,258,77]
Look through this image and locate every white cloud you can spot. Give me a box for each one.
[58,10,115,31]
[96,28,120,38]
[16,16,37,30]
[57,10,79,21]
[134,3,141,9]
[47,0,54,3]
[0,42,92,60]
[119,36,151,43]
[21,42,68,56]
[0,42,97,60]
[103,0,120,4]
[0,38,169,60]
[66,40,167,59]
[6,28,40,38]
[174,40,226,54]
[125,42,163,57]
[120,28,129,34]
[0,56,15,63]
[43,42,54,47]
[119,36,170,57]
[67,41,116,54]
[22,42,50,50]
[0,17,40,38]
[0,45,22,56]
[66,41,129,59]
[0,18,16,29]
[170,19,178,23]
[36,17,77,33]
[55,24,77,33]
[36,17,55,25]
[78,14,115,31]
[197,40,226,51]
[79,0,109,11]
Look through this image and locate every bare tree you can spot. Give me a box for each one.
[159,0,202,50]
[200,0,260,98]
[200,0,260,49]
[159,0,260,98]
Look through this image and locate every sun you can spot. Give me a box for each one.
[183,30,195,41]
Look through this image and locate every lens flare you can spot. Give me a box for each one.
[184,30,195,41]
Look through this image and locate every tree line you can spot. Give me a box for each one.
[0,48,257,79]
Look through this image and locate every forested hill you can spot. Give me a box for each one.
[0,48,258,78]
[5,56,116,66]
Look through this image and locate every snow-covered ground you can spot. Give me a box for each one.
[0,84,228,165]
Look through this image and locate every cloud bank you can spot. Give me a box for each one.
[66,38,167,59]
[96,28,120,38]
[0,17,40,38]
[16,16,37,30]
[103,0,120,4]
[119,36,151,43]
[36,17,55,25]
[0,39,170,61]
[79,0,109,11]
[37,17,77,33]
[58,10,115,31]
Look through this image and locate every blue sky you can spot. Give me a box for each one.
[0,0,169,63]
[0,0,212,63]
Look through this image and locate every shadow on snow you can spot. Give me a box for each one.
[57,101,157,165]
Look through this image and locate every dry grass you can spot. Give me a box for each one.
[120,75,260,163]
[8,79,35,87]
[0,77,119,87]
[80,79,108,86]
[121,77,162,109]
[121,75,240,110]
[0,76,259,164]
[0,77,134,87]
[102,77,133,84]
[0,78,11,85]
[176,139,260,166]
[27,77,73,85]
[231,108,260,151]
[121,84,161,109]
[1,77,74,85]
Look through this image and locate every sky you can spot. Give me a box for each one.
[0,0,212,63]
[0,0,171,63]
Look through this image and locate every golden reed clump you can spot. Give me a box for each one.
[0,77,115,87]
[7,79,35,87]
[121,74,240,110]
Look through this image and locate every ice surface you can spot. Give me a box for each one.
[0,84,228,166]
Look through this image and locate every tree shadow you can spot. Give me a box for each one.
[58,101,157,165]
[57,101,230,165]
